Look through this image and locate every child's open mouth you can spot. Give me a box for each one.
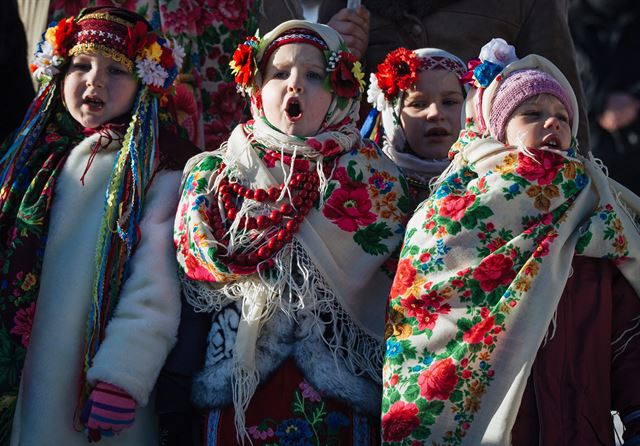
[83,96,104,110]
[542,134,561,148]
[285,98,302,121]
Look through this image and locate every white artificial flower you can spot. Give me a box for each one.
[367,73,387,112]
[32,41,64,80]
[136,58,169,88]
[479,38,518,67]
[170,39,186,71]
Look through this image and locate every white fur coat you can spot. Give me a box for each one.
[10,133,181,446]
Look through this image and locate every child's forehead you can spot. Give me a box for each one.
[266,43,326,68]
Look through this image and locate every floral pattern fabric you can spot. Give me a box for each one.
[207,360,379,445]
[49,0,260,149]
[0,103,82,443]
[381,123,640,445]
[175,123,410,283]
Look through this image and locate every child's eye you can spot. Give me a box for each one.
[557,114,569,123]
[273,71,289,80]
[70,63,91,71]
[443,98,461,106]
[307,71,324,81]
[406,101,427,109]
[108,66,128,75]
[522,110,540,117]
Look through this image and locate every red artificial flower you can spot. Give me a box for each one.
[330,51,359,98]
[127,21,153,59]
[54,17,77,57]
[375,47,419,100]
[230,42,255,87]
[516,150,565,185]
[438,194,476,221]
[381,401,420,442]
[472,254,516,292]
[418,358,459,401]
[160,45,174,69]
[391,259,417,297]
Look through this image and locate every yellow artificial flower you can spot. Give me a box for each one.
[45,26,58,47]
[352,60,365,92]
[143,42,163,62]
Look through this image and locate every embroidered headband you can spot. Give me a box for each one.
[69,12,137,72]
[489,69,574,142]
[31,6,184,94]
[260,28,329,72]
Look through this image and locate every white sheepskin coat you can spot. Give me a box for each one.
[10,133,181,446]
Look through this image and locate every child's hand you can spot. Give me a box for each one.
[81,381,136,442]
[326,6,370,60]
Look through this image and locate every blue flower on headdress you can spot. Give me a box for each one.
[473,61,503,88]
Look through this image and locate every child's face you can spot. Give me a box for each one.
[505,94,572,150]
[400,69,464,159]
[260,43,332,137]
[63,53,138,129]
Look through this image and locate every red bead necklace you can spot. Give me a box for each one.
[211,152,333,273]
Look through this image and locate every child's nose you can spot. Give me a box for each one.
[86,69,105,88]
[545,116,561,129]
[425,103,442,120]
[287,73,303,93]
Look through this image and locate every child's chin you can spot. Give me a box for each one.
[281,122,321,138]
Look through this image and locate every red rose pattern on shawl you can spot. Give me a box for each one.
[380,128,631,444]
[175,139,411,283]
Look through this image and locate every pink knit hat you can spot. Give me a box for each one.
[489,69,574,142]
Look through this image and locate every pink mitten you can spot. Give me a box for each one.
[81,381,136,441]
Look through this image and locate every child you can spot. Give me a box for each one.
[364,47,467,203]
[381,38,640,445]
[173,19,410,445]
[0,6,196,445]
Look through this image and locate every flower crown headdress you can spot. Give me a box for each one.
[229,29,365,103]
[367,47,467,112]
[31,9,184,95]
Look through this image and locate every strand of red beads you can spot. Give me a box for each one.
[210,157,331,272]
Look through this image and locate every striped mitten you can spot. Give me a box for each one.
[81,381,136,441]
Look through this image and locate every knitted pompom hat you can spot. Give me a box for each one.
[489,69,574,142]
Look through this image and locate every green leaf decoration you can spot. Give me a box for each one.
[398,195,412,214]
[400,340,418,360]
[195,177,209,194]
[457,318,473,332]
[575,231,593,254]
[412,424,431,439]
[346,160,363,182]
[450,389,463,403]
[354,222,393,255]
[445,220,462,235]
[404,384,420,402]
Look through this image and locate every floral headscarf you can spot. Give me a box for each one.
[380,40,640,445]
[365,47,467,185]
